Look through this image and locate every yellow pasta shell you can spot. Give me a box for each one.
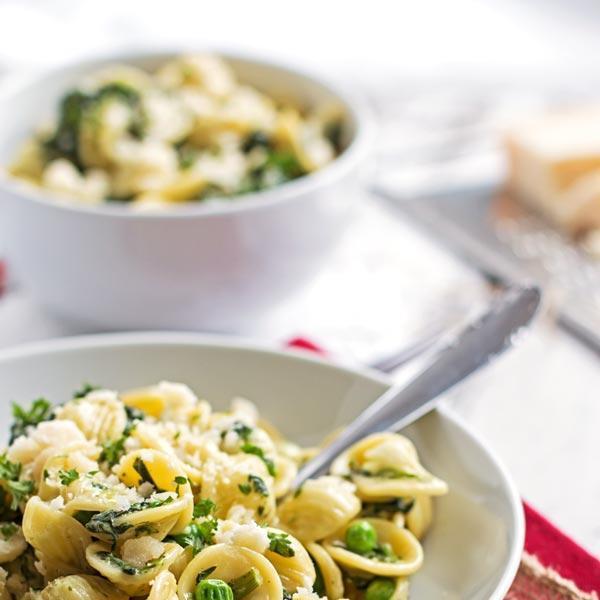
[323,518,423,577]
[116,449,193,533]
[86,540,182,596]
[39,574,128,600]
[22,496,94,578]
[178,544,283,600]
[306,542,345,600]
[264,528,315,592]
[277,476,361,542]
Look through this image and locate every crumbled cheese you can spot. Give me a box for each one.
[292,588,326,600]
[230,397,259,424]
[49,496,65,510]
[122,536,164,568]
[215,519,270,554]
[226,504,255,524]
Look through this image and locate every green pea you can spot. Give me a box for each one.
[194,579,234,600]
[345,520,378,554]
[365,577,396,600]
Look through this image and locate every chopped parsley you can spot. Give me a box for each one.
[238,474,268,497]
[133,457,161,490]
[240,444,276,477]
[167,519,217,555]
[0,455,21,482]
[193,499,216,518]
[267,532,295,557]
[58,469,79,486]
[73,383,100,399]
[231,421,253,441]
[73,510,97,526]
[99,436,128,467]
[0,455,34,510]
[0,523,17,540]
[9,398,54,443]
[134,523,158,536]
[99,406,144,468]
[85,496,174,547]
[5,480,34,510]
[96,550,164,575]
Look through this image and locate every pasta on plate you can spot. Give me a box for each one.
[0,382,447,599]
[8,54,344,207]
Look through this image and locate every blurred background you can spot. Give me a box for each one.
[0,0,599,556]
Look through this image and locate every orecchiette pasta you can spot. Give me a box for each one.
[9,54,345,207]
[39,574,128,600]
[0,381,447,599]
[331,433,448,500]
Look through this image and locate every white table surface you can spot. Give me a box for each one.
[0,0,599,559]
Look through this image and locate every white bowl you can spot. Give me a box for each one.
[0,332,523,599]
[0,52,371,331]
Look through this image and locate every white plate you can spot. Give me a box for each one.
[0,332,523,599]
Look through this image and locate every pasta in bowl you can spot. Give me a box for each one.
[8,54,344,207]
[0,380,446,599]
[0,52,370,330]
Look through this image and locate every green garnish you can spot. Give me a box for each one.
[0,455,21,482]
[96,550,164,575]
[58,469,79,486]
[365,577,395,600]
[193,499,216,518]
[267,531,295,557]
[231,421,253,441]
[312,557,325,596]
[85,496,174,547]
[9,398,54,443]
[73,510,97,526]
[194,578,234,600]
[99,436,128,467]
[168,519,217,556]
[43,83,146,170]
[240,444,276,477]
[5,480,34,510]
[345,520,378,555]
[0,455,34,510]
[0,523,17,540]
[73,383,100,399]
[134,523,158,536]
[230,567,262,598]
[133,457,161,490]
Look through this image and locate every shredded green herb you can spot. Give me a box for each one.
[0,522,17,540]
[96,550,164,575]
[240,444,276,477]
[168,518,217,555]
[58,468,79,486]
[73,383,100,399]
[193,499,216,518]
[85,496,174,547]
[9,398,54,443]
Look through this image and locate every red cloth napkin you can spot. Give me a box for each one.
[0,260,6,296]
[286,337,600,598]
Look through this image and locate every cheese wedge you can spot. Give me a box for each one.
[506,107,600,234]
